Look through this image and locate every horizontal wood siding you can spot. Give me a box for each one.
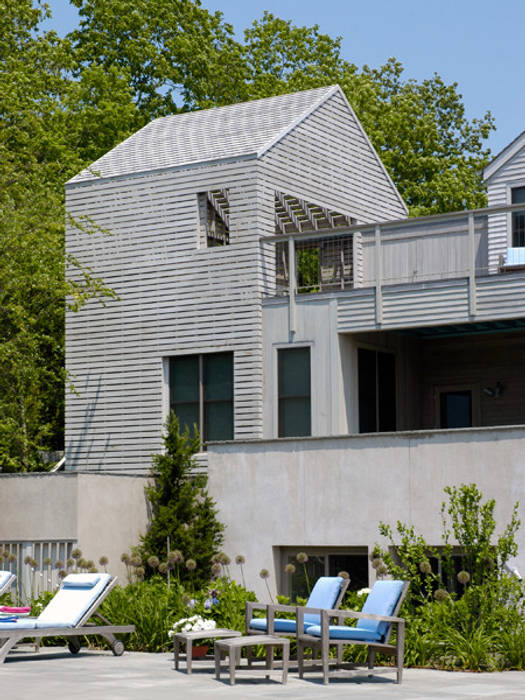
[381,281,469,328]
[476,273,525,319]
[486,144,525,273]
[259,92,407,224]
[337,290,376,332]
[66,160,268,472]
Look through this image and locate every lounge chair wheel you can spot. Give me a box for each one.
[68,638,82,654]
[111,639,125,656]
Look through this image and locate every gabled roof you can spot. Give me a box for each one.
[69,85,339,183]
[483,129,525,181]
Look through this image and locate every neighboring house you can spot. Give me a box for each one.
[3,87,524,599]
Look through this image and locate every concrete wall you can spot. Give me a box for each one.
[0,473,149,583]
[207,425,525,601]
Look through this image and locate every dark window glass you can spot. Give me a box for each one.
[288,555,325,601]
[511,187,525,247]
[358,349,396,433]
[440,390,472,429]
[329,554,369,591]
[170,353,233,443]
[278,347,311,437]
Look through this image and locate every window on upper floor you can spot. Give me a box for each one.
[278,347,311,438]
[511,186,525,247]
[358,348,396,433]
[169,352,233,443]
[198,190,230,247]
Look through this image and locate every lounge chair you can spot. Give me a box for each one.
[246,576,349,638]
[297,579,409,684]
[0,572,16,597]
[0,573,134,664]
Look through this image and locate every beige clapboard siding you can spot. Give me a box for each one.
[476,273,525,318]
[259,91,407,224]
[381,281,469,327]
[486,144,525,272]
[337,290,376,331]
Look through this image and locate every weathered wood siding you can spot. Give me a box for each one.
[486,144,525,273]
[258,91,407,224]
[66,160,270,472]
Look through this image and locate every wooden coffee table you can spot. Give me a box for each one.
[214,634,290,685]
[174,628,241,674]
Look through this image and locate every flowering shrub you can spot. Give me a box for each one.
[169,614,216,637]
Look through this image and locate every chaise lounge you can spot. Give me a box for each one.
[297,579,409,684]
[0,571,16,597]
[0,572,134,664]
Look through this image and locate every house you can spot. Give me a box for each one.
[2,86,524,599]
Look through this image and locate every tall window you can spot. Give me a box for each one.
[511,186,525,247]
[169,353,233,443]
[358,348,396,433]
[278,347,311,437]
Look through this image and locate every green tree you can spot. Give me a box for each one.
[139,413,224,587]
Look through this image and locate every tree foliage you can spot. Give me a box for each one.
[0,1,495,469]
[138,413,224,587]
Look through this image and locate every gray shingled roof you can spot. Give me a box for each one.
[69,85,338,183]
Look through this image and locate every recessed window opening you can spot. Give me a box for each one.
[511,186,525,247]
[169,353,233,445]
[358,348,396,433]
[278,347,311,437]
[198,190,230,247]
[440,390,472,428]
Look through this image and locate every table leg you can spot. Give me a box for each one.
[186,639,193,675]
[229,649,236,685]
[174,638,179,670]
[214,643,221,680]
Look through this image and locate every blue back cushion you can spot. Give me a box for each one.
[304,577,343,625]
[359,580,404,639]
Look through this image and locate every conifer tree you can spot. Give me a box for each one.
[139,412,224,586]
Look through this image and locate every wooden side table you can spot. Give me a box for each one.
[214,634,290,685]
[173,628,241,674]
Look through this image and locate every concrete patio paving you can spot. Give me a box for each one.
[1,647,524,699]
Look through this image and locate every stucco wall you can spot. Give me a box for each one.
[0,473,149,583]
[208,425,525,601]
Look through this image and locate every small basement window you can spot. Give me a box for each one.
[198,190,230,247]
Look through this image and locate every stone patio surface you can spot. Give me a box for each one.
[1,647,524,700]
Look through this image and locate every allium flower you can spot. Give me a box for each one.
[8,553,16,563]
[99,556,109,567]
[284,563,296,574]
[168,550,183,564]
[30,558,38,568]
[419,560,432,575]
[235,555,245,565]
[71,548,82,560]
[186,559,197,571]
[147,555,159,569]
[376,564,388,576]
[54,560,64,570]
[296,552,308,564]
[58,570,67,579]
[371,557,382,569]
[85,560,95,569]
[66,558,74,568]
[43,557,52,566]
[158,562,168,574]
[457,570,470,585]
[337,570,350,580]
[89,567,98,574]
[130,555,142,567]
[135,566,145,579]
[259,568,269,579]
[211,553,221,564]
[434,588,448,602]
[219,553,231,566]
[24,555,32,565]
[78,558,87,569]
[121,553,130,564]
[211,563,222,577]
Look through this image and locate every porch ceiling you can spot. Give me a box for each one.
[400,318,525,339]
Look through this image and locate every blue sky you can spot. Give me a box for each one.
[44,0,524,156]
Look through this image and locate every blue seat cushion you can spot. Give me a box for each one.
[359,580,404,639]
[307,624,382,642]
[304,577,344,625]
[248,618,317,634]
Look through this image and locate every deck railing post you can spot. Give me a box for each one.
[375,224,383,326]
[468,213,477,317]
[288,236,296,336]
